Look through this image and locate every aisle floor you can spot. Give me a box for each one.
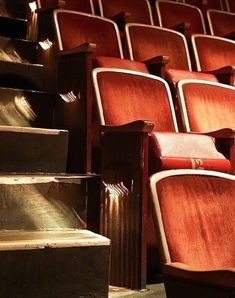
[109,284,166,298]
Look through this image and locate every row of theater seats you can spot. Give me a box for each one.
[1,0,235,41]
[0,0,234,295]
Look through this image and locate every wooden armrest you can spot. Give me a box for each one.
[58,43,96,56]
[101,120,154,133]
[111,11,131,23]
[206,65,235,75]
[111,11,131,31]
[144,55,169,77]
[200,128,235,139]
[224,31,235,40]
[172,22,190,34]
[144,55,169,66]
[164,262,235,288]
[205,66,235,85]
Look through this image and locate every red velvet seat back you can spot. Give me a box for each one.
[207,10,235,38]
[93,69,177,131]
[192,35,235,72]
[38,0,58,8]
[54,10,122,57]
[177,80,235,132]
[152,170,235,268]
[64,0,94,14]
[99,0,153,25]
[126,24,191,71]
[185,0,223,10]
[156,1,206,37]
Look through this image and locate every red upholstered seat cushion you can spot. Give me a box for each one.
[94,56,149,73]
[156,174,235,269]
[165,68,218,84]
[148,132,230,174]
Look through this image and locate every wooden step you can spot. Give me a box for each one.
[0,174,96,230]
[0,229,110,298]
[0,126,68,173]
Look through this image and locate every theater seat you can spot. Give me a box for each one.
[177,79,235,173]
[125,23,218,84]
[207,9,235,40]
[150,169,235,298]
[155,1,206,39]
[192,34,235,86]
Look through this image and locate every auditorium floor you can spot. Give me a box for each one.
[109,283,167,297]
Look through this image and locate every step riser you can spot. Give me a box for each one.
[0,128,68,173]
[0,177,87,230]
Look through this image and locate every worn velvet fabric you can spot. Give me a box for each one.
[57,12,121,56]
[64,0,93,13]
[208,10,235,38]
[156,174,235,268]
[128,25,190,70]
[179,82,235,132]
[100,0,152,24]
[165,69,218,84]
[157,1,205,37]
[148,132,230,173]
[96,71,176,130]
[94,56,149,73]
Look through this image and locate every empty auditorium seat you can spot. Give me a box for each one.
[92,68,230,289]
[192,34,235,85]
[156,1,206,39]
[150,169,235,298]
[177,79,235,173]
[125,23,218,84]
[207,9,235,39]
[98,0,153,33]
[53,10,148,172]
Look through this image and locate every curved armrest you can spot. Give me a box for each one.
[200,128,235,139]
[164,262,235,288]
[101,120,155,133]
[144,55,170,77]
[58,43,96,57]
